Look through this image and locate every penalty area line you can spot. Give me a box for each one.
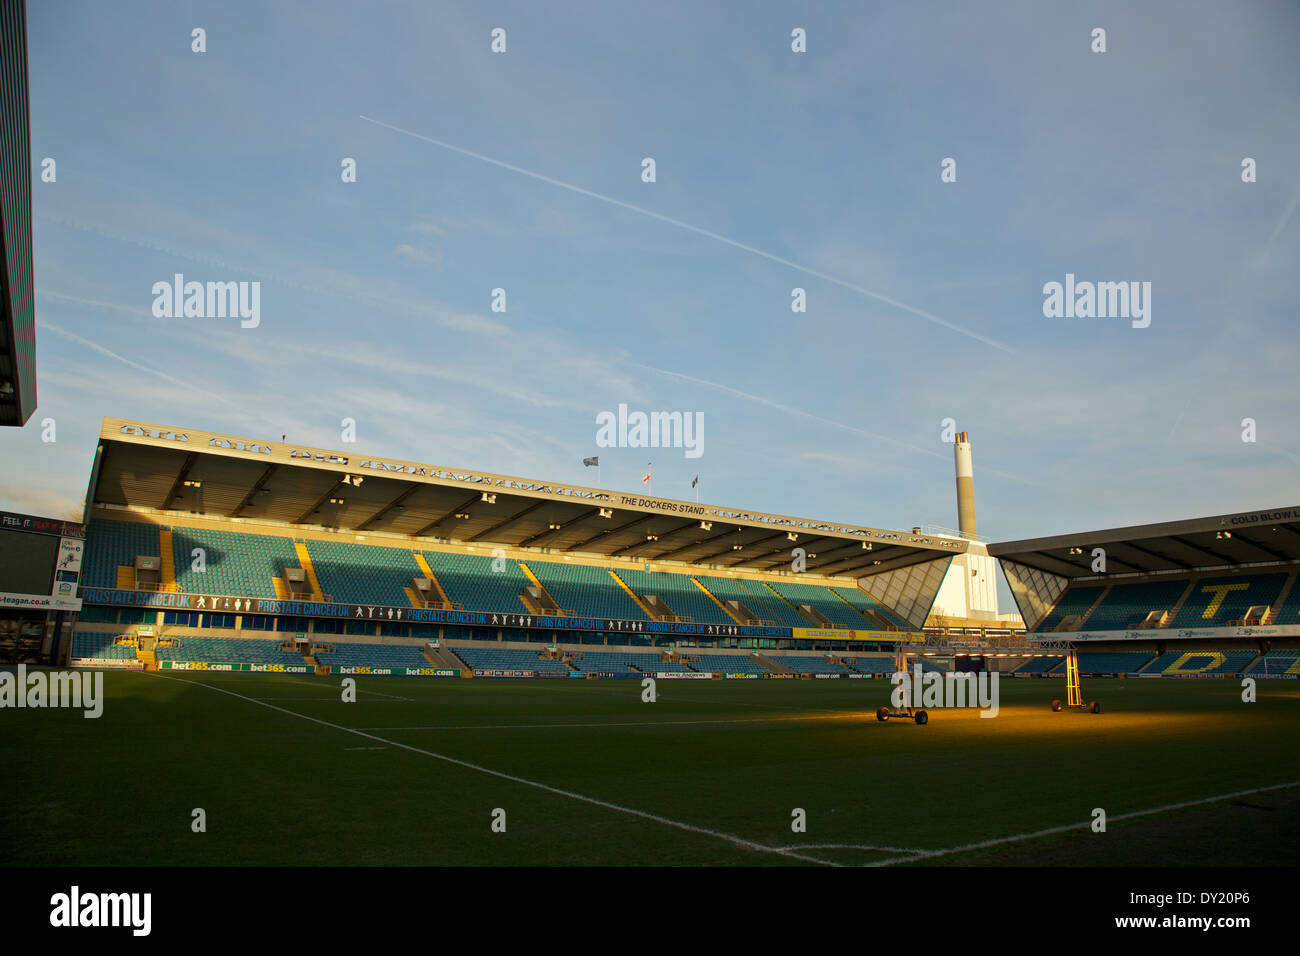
[151,672,838,867]
[867,779,1300,867]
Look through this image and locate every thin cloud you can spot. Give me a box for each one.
[395,243,443,268]
[359,115,1015,353]
[37,320,247,415]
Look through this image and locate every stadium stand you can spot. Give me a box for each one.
[155,637,307,664]
[683,652,769,674]
[314,643,428,668]
[1036,586,1105,631]
[1169,573,1290,627]
[69,633,136,660]
[615,567,730,624]
[1075,652,1155,674]
[565,649,667,674]
[774,654,850,674]
[694,575,805,627]
[1141,649,1259,676]
[1079,580,1191,631]
[451,645,571,674]
[524,560,648,620]
[421,552,530,614]
[842,655,895,674]
[1272,580,1300,626]
[1013,656,1064,675]
[1245,650,1300,676]
[765,580,876,629]
[82,519,161,589]
[171,526,299,599]
[830,587,904,627]
[305,539,421,607]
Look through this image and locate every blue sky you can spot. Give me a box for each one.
[4,1,1299,613]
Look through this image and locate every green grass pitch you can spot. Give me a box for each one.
[4,672,1298,866]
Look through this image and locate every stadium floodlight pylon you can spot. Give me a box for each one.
[1050,643,1100,714]
[876,648,929,725]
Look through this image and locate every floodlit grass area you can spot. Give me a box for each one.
[3,673,1298,866]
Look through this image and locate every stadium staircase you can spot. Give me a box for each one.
[690,578,747,625]
[134,638,156,671]
[426,645,470,675]
[828,587,897,630]
[1161,578,1199,624]
[516,563,566,615]
[1264,570,1299,624]
[158,529,177,590]
[412,554,452,607]
[608,570,657,619]
[757,582,814,625]
[293,542,325,600]
[755,653,793,674]
[1069,585,1112,631]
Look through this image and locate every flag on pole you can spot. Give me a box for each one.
[583,456,599,467]
[642,467,651,484]
[691,475,698,488]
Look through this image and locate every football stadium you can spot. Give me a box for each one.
[2,0,1298,936]
[2,417,1297,873]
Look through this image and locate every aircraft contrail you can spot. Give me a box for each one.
[359,115,1014,353]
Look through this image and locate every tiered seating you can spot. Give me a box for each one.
[567,650,667,674]
[69,633,136,660]
[156,637,305,663]
[1036,587,1105,631]
[1142,650,1258,675]
[315,643,428,667]
[307,539,421,607]
[1013,656,1064,674]
[695,576,806,627]
[615,567,731,624]
[422,553,529,614]
[1075,652,1153,674]
[82,520,161,589]
[1169,574,1289,627]
[451,645,571,674]
[684,653,768,674]
[171,526,298,598]
[765,580,875,629]
[1246,650,1300,676]
[526,560,647,620]
[830,587,904,627]
[1271,579,1300,625]
[1081,580,1190,631]
[774,654,850,674]
[843,655,894,674]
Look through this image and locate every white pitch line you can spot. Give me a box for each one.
[359,115,1014,353]
[356,714,857,731]
[254,697,413,702]
[153,673,838,867]
[866,779,1300,867]
[773,843,926,854]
